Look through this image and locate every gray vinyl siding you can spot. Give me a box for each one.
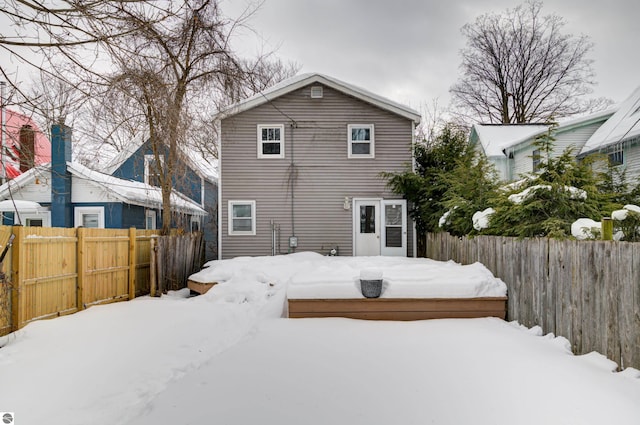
[220,83,414,259]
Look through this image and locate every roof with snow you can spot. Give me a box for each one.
[472,108,617,157]
[218,73,422,123]
[580,86,640,154]
[471,124,549,157]
[101,133,218,181]
[0,162,207,216]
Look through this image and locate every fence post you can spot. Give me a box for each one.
[10,226,24,331]
[150,237,157,297]
[601,217,613,241]
[129,227,136,301]
[76,227,86,311]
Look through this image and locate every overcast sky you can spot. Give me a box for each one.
[222,0,640,114]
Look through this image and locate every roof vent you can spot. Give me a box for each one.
[310,86,323,99]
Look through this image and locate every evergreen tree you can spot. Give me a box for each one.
[440,152,500,236]
[383,125,471,244]
[486,127,605,238]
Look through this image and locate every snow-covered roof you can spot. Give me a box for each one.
[218,73,422,123]
[580,86,640,154]
[67,162,207,216]
[472,124,549,157]
[472,108,617,158]
[0,162,207,216]
[101,134,218,182]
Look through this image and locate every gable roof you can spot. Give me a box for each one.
[580,86,640,154]
[0,162,207,216]
[218,73,422,123]
[472,107,617,158]
[471,124,549,157]
[101,134,218,181]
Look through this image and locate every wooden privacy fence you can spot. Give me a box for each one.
[425,232,640,370]
[150,232,204,295]
[0,226,161,335]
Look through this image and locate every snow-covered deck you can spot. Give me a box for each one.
[286,256,508,320]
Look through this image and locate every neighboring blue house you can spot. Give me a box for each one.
[0,125,207,235]
[100,134,218,260]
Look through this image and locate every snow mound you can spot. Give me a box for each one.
[571,218,601,240]
[578,352,619,373]
[287,256,507,299]
[472,208,494,230]
[619,367,640,379]
[612,209,629,221]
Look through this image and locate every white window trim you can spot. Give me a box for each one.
[23,212,51,227]
[145,209,157,230]
[74,206,105,228]
[348,124,375,158]
[144,154,164,185]
[257,124,285,159]
[228,200,256,236]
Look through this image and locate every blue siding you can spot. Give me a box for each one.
[111,139,219,258]
[112,141,204,205]
[121,204,150,229]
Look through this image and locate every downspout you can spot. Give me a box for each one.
[411,120,417,258]
[289,121,297,252]
[217,123,223,260]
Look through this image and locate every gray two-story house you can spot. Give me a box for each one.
[218,73,420,259]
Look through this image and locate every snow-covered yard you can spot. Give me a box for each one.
[1,253,639,425]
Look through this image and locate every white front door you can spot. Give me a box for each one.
[354,199,381,256]
[381,200,407,256]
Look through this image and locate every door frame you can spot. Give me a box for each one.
[352,197,382,256]
[380,199,407,256]
[352,198,408,257]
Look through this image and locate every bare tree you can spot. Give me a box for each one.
[450,0,596,124]
[3,0,296,234]
[100,0,297,234]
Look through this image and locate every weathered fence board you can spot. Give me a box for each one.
[425,232,640,370]
[153,232,204,293]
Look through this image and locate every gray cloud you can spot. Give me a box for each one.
[225,0,640,112]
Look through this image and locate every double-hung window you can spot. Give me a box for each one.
[348,124,374,158]
[228,200,256,235]
[257,124,285,158]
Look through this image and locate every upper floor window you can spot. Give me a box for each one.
[257,124,285,158]
[144,154,164,186]
[348,124,375,158]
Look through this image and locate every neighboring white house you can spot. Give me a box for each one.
[470,108,617,182]
[578,86,640,181]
